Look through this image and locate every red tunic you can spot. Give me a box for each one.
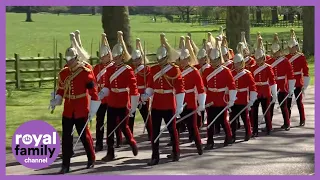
[285,53,309,87]
[147,63,184,110]
[57,65,99,119]
[245,56,256,70]
[132,64,151,95]
[231,69,257,105]
[249,63,276,98]
[180,66,205,109]
[266,57,294,92]
[194,63,211,76]
[93,62,114,104]
[103,63,139,108]
[224,59,234,70]
[202,65,236,107]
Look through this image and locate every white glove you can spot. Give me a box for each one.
[197,93,206,116]
[129,95,140,117]
[175,93,185,118]
[303,76,310,92]
[88,100,101,120]
[270,84,278,103]
[288,79,296,98]
[98,87,109,100]
[141,88,154,102]
[228,90,237,108]
[249,91,258,107]
[49,95,63,110]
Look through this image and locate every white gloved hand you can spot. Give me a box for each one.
[141,88,154,102]
[288,79,296,98]
[249,91,258,107]
[175,93,185,118]
[129,95,140,117]
[88,100,101,120]
[197,93,206,116]
[270,84,278,103]
[303,76,310,95]
[98,87,110,100]
[49,95,63,110]
[228,90,237,108]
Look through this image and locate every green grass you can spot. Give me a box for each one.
[5,13,314,152]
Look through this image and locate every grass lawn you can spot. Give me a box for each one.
[5,13,314,152]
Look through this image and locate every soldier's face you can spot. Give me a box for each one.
[113,55,123,64]
[223,54,229,60]
[179,57,189,68]
[272,50,281,58]
[289,46,297,54]
[198,57,207,65]
[101,54,111,64]
[256,56,265,66]
[210,58,222,68]
[132,57,142,67]
[234,61,244,71]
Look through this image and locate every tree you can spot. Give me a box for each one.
[170,6,196,23]
[92,7,96,15]
[25,6,32,22]
[302,6,314,55]
[226,7,250,51]
[102,6,132,52]
[271,6,279,24]
[256,7,262,23]
[48,6,69,15]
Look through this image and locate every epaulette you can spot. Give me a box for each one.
[297,52,304,56]
[60,66,69,73]
[82,65,92,72]
[170,62,180,68]
[125,64,132,69]
[244,69,250,73]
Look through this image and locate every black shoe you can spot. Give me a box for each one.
[130,143,138,156]
[86,160,95,169]
[224,138,233,146]
[252,132,259,137]
[300,121,305,126]
[281,124,285,129]
[115,143,121,148]
[167,141,173,146]
[188,136,193,143]
[58,166,70,174]
[167,153,180,162]
[196,144,203,155]
[204,143,214,150]
[231,134,236,143]
[244,134,250,141]
[147,158,159,166]
[285,126,291,131]
[101,153,115,162]
[95,145,103,152]
[266,130,271,135]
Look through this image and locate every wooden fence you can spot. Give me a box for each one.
[6,39,302,89]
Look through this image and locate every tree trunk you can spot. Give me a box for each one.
[271,7,278,24]
[102,6,132,52]
[256,7,262,23]
[25,6,32,22]
[186,8,190,23]
[302,6,314,55]
[226,7,250,51]
[92,7,96,15]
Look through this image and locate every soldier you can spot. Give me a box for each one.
[267,33,295,131]
[230,50,257,142]
[174,36,205,154]
[202,37,235,149]
[141,33,184,166]
[221,36,234,70]
[74,30,93,70]
[128,38,153,140]
[49,45,100,174]
[250,36,277,137]
[93,33,123,152]
[194,39,211,128]
[98,31,139,161]
[240,32,256,70]
[286,29,310,127]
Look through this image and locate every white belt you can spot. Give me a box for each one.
[185,89,195,93]
[276,76,286,80]
[237,87,248,92]
[207,87,227,92]
[111,88,129,93]
[98,84,105,88]
[154,89,174,94]
[137,85,145,89]
[294,71,302,75]
[255,81,269,86]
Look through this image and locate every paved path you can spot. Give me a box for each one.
[6,86,315,175]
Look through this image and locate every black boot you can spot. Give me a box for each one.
[86,160,95,169]
[147,158,159,166]
[58,166,70,174]
[102,148,115,162]
[130,142,138,156]
[300,121,305,126]
[95,145,103,152]
[224,137,233,146]
[167,153,180,162]
[196,144,203,155]
[204,143,214,150]
[285,125,291,131]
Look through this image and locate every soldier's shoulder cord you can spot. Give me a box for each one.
[164,63,181,80]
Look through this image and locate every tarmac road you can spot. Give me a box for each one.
[6,86,315,175]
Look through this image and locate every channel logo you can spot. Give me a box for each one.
[12,120,60,170]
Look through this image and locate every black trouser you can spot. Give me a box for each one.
[287,87,306,123]
[270,92,291,126]
[95,104,122,148]
[128,102,152,139]
[251,97,272,134]
[206,106,232,144]
[106,107,136,154]
[62,114,95,167]
[229,105,252,137]
[151,109,180,159]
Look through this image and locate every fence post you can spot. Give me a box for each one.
[59,53,63,69]
[38,59,41,87]
[265,41,268,52]
[281,39,284,50]
[14,53,21,89]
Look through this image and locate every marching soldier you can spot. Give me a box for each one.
[128,38,153,140]
[250,36,277,137]
[230,49,257,142]
[240,32,256,70]
[221,36,234,70]
[286,29,310,127]
[175,36,205,154]
[202,37,235,149]
[74,30,93,70]
[93,33,122,151]
[141,33,185,166]
[49,44,100,174]
[98,31,139,161]
[267,33,295,131]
